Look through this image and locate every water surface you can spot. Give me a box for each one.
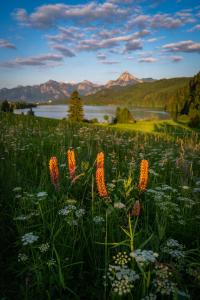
[14,105,170,122]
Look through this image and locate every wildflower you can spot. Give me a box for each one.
[138,159,148,191]
[21,232,39,245]
[130,249,158,265]
[58,205,76,216]
[162,239,184,260]
[114,202,126,209]
[142,294,157,300]
[153,263,177,296]
[39,243,50,253]
[107,264,139,296]
[93,216,105,224]
[132,200,141,217]
[13,187,22,192]
[75,208,85,218]
[49,156,59,191]
[67,149,76,180]
[37,191,48,198]
[113,252,130,266]
[47,258,56,267]
[18,253,28,262]
[96,152,108,197]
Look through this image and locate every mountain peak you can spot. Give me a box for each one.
[118,71,140,82]
[105,71,142,88]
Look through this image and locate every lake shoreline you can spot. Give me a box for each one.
[14,104,170,122]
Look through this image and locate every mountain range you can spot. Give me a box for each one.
[0,72,155,102]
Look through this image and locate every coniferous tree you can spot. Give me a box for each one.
[1,100,13,112]
[68,91,84,122]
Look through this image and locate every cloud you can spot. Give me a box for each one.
[147,38,157,43]
[77,31,148,52]
[128,12,194,30]
[151,14,183,29]
[162,40,200,53]
[188,24,200,32]
[0,39,16,49]
[127,15,149,29]
[51,45,75,57]
[97,53,107,60]
[0,53,63,68]
[47,26,84,42]
[170,55,183,62]
[13,2,129,28]
[138,57,157,62]
[101,60,120,64]
[125,39,143,52]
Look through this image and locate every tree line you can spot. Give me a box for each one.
[167,71,200,127]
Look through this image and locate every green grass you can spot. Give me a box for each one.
[1,113,200,300]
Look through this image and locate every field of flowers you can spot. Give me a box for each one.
[1,113,200,300]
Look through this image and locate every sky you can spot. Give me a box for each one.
[0,0,200,88]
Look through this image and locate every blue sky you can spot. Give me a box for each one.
[0,0,200,88]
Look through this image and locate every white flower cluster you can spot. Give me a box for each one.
[18,253,28,262]
[75,208,85,218]
[37,191,48,198]
[47,258,56,267]
[58,205,85,226]
[21,232,39,245]
[93,216,104,224]
[130,249,158,266]
[107,265,139,296]
[114,202,126,209]
[162,239,184,260]
[113,252,130,266]
[153,264,177,296]
[141,293,157,300]
[39,243,50,253]
[58,205,76,216]
[14,211,39,221]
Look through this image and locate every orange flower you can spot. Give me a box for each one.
[96,152,108,197]
[67,149,76,180]
[132,200,141,217]
[49,156,59,191]
[138,159,148,191]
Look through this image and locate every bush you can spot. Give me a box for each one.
[114,107,135,124]
[188,111,200,128]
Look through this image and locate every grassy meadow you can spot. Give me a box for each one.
[1,113,200,300]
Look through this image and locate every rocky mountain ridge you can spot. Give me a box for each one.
[0,72,155,102]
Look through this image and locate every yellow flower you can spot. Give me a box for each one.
[96,152,108,197]
[49,156,59,191]
[67,149,76,180]
[138,159,148,191]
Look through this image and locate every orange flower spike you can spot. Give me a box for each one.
[67,149,76,180]
[96,152,108,197]
[138,159,149,191]
[132,200,141,217]
[49,156,59,191]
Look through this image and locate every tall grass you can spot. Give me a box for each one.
[1,113,200,300]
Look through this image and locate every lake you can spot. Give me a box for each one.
[14,105,170,122]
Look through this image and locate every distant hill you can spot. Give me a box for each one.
[83,77,191,108]
[0,72,190,109]
[0,80,101,102]
[0,71,155,103]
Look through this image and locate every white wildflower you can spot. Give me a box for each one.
[21,232,39,245]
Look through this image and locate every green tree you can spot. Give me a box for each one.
[1,100,13,112]
[114,107,135,124]
[68,91,84,122]
[103,115,109,123]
